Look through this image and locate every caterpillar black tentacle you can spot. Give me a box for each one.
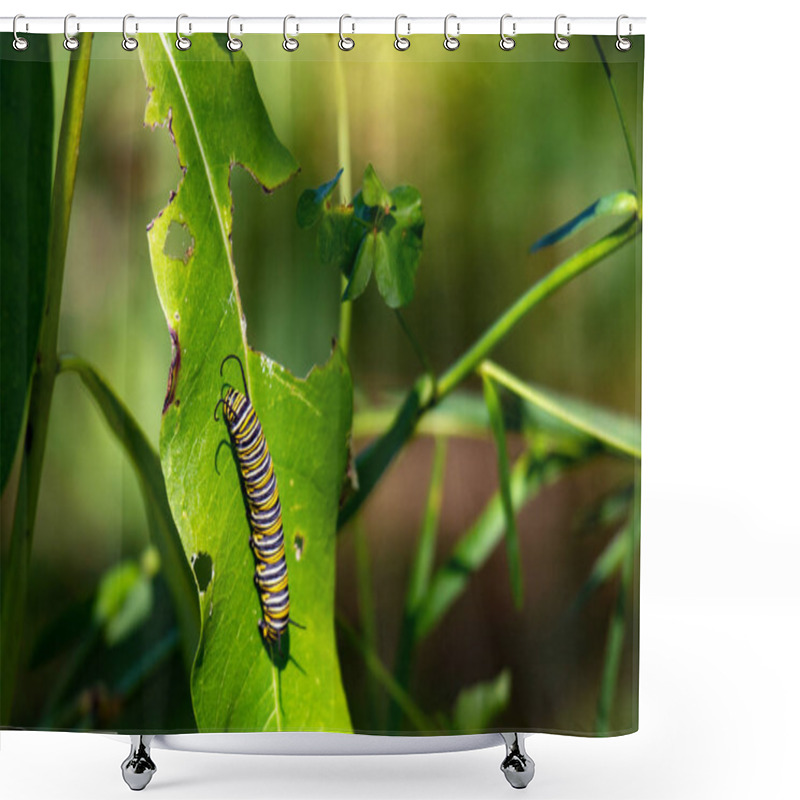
[216,354,295,653]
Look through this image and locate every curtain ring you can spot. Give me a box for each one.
[227,15,243,51]
[122,14,138,51]
[499,14,515,51]
[616,15,632,51]
[443,14,460,51]
[283,15,299,51]
[394,15,410,51]
[12,15,28,51]
[553,14,570,51]
[339,14,355,51]
[63,13,79,51]
[176,14,191,50]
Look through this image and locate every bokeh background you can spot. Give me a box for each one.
[1,33,642,733]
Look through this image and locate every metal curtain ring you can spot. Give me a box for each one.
[553,14,570,51]
[616,15,632,51]
[283,15,299,51]
[444,14,460,51]
[122,14,138,51]
[63,13,79,51]
[499,14,515,50]
[12,15,28,51]
[339,14,354,51]
[227,15,243,51]
[176,14,191,50]
[394,14,410,51]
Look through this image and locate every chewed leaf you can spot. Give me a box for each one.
[530,190,638,254]
[139,33,352,733]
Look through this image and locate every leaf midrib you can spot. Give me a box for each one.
[158,33,281,731]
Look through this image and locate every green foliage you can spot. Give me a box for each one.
[529,191,638,255]
[298,165,425,307]
[481,373,524,609]
[60,355,199,669]
[94,553,156,647]
[451,670,512,732]
[138,33,352,732]
[0,34,53,492]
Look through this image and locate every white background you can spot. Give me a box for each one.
[2,1,799,798]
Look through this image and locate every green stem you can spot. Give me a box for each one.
[388,437,447,729]
[334,39,353,355]
[353,516,381,729]
[336,612,434,732]
[438,215,640,398]
[395,309,435,381]
[0,36,93,725]
[338,214,640,528]
[593,36,640,197]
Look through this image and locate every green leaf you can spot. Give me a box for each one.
[94,560,154,646]
[362,163,392,209]
[297,169,343,228]
[317,205,364,274]
[343,229,383,301]
[0,34,53,492]
[451,669,512,732]
[139,33,352,732]
[481,373,524,609]
[373,186,424,308]
[414,450,575,642]
[481,360,640,459]
[529,191,638,255]
[59,355,199,670]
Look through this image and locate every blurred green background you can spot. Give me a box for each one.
[1,34,641,733]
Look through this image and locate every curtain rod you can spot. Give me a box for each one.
[1,16,646,37]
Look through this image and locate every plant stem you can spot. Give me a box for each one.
[593,36,640,197]
[333,39,353,355]
[395,309,435,381]
[388,436,447,729]
[0,36,93,725]
[339,214,640,528]
[353,516,381,729]
[438,214,640,398]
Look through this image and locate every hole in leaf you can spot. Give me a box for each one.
[163,221,195,264]
[293,534,305,561]
[191,552,213,592]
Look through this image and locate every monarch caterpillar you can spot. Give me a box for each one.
[215,354,301,653]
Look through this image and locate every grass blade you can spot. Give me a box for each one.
[58,355,199,671]
[336,612,434,733]
[388,437,447,729]
[481,360,640,459]
[451,669,512,732]
[1,36,93,725]
[414,449,575,643]
[481,372,523,609]
[529,191,638,255]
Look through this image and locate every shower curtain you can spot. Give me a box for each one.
[0,29,642,738]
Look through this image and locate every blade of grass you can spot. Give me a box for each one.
[388,436,447,729]
[336,612,434,732]
[353,516,381,729]
[58,355,199,671]
[481,360,640,459]
[414,449,578,643]
[1,36,93,725]
[339,214,640,528]
[529,191,638,255]
[481,372,523,609]
[593,35,640,197]
[595,501,638,733]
